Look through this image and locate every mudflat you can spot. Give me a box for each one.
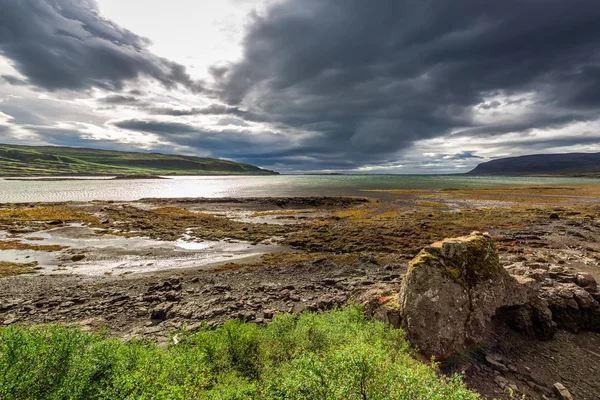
[1,188,600,399]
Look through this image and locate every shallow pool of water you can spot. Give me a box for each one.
[2,225,287,276]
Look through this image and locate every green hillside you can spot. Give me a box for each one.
[0,144,278,176]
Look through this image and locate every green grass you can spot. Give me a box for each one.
[0,307,479,399]
[0,144,278,176]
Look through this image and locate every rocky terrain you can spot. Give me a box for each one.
[1,194,600,399]
[361,231,600,399]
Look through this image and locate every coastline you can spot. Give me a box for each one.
[1,191,599,399]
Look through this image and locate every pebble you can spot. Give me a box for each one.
[494,375,509,389]
[485,355,509,372]
[553,382,574,400]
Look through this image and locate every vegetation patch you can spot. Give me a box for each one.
[0,261,38,278]
[151,207,206,216]
[0,307,479,400]
[0,206,98,223]
[365,185,600,206]
[281,204,594,257]
[2,200,598,269]
[415,200,452,209]
[331,207,375,220]
[74,204,296,243]
[0,240,67,252]
[0,205,100,234]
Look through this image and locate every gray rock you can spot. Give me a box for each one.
[497,297,557,339]
[78,317,108,332]
[150,302,174,321]
[485,355,509,372]
[553,382,573,400]
[352,284,402,327]
[494,375,509,389]
[575,272,598,291]
[399,232,534,360]
[541,282,600,332]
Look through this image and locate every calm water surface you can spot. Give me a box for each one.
[1,175,599,203]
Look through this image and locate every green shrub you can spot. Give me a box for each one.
[0,306,480,400]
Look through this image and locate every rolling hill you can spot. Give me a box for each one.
[467,153,600,177]
[0,144,278,176]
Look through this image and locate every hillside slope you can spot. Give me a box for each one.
[0,144,278,176]
[467,153,600,177]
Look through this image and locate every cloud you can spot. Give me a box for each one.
[111,117,318,167]
[1,75,27,86]
[0,0,204,92]
[210,0,600,168]
[98,95,141,105]
[146,103,260,119]
[112,119,198,136]
[2,0,600,173]
[442,151,482,161]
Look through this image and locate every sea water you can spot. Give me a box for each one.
[1,174,599,203]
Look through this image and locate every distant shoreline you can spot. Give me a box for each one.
[0,173,277,181]
[3,175,168,181]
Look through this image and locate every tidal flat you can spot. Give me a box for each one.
[1,187,600,399]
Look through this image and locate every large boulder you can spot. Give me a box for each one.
[398,232,534,360]
[357,232,600,360]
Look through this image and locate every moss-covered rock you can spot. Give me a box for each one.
[399,232,534,360]
[409,231,501,288]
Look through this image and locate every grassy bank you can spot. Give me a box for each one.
[0,307,479,400]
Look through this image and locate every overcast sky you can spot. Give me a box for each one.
[1,0,600,173]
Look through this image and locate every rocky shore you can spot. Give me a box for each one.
[1,195,600,399]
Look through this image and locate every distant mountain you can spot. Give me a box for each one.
[0,144,278,176]
[467,153,600,177]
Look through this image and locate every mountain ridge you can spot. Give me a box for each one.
[0,144,278,176]
[467,152,600,177]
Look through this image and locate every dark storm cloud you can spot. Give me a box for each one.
[0,0,204,92]
[112,117,307,166]
[112,119,198,136]
[1,75,27,86]
[451,115,582,139]
[98,95,140,105]
[147,104,259,119]
[442,152,482,161]
[211,0,600,167]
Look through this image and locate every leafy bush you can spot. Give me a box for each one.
[0,306,480,399]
